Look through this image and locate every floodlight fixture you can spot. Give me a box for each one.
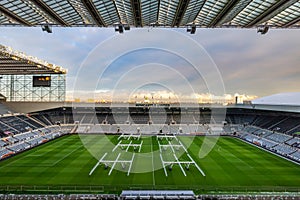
[150,21,161,27]
[186,25,191,32]
[124,24,130,31]
[257,25,269,35]
[113,22,130,34]
[41,24,52,33]
[118,25,124,33]
[190,24,196,34]
[186,23,196,34]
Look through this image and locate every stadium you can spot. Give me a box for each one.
[0,0,300,199]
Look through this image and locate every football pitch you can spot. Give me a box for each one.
[0,134,299,194]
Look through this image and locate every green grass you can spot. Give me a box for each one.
[0,134,299,194]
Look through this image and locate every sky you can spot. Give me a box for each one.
[0,27,299,103]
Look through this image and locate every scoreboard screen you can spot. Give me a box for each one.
[33,76,51,87]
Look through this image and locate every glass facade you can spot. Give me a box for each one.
[267,1,300,27]
[115,0,134,25]
[180,0,206,26]
[140,0,159,26]
[93,0,120,26]
[43,0,83,25]
[231,0,278,26]
[0,1,300,27]
[0,74,65,102]
[0,0,55,25]
[194,0,229,26]
[158,0,180,26]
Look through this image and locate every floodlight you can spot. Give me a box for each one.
[257,26,269,35]
[186,23,196,34]
[41,24,52,33]
[118,25,124,33]
[150,21,160,27]
[190,25,196,34]
[186,25,191,32]
[124,24,130,31]
[114,22,130,33]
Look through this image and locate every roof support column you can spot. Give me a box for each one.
[172,0,190,27]
[131,0,142,27]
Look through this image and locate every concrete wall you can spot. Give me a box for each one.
[3,102,65,113]
[3,101,300,114]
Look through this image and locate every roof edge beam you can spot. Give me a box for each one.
[246,0,297,28]
[131,0,142,27]
[0,5,32,26]
[209,0,239,27]
[81,0,106,26]
[283,16,300,28]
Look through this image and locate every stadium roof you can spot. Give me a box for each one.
[252,92,300,106]
[0,0,299,28]
[0,45,67,75]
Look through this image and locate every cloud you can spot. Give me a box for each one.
[0,27,298,101]
[67,88,255,104]
[0,27,113,76]
[189,29,300,96]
